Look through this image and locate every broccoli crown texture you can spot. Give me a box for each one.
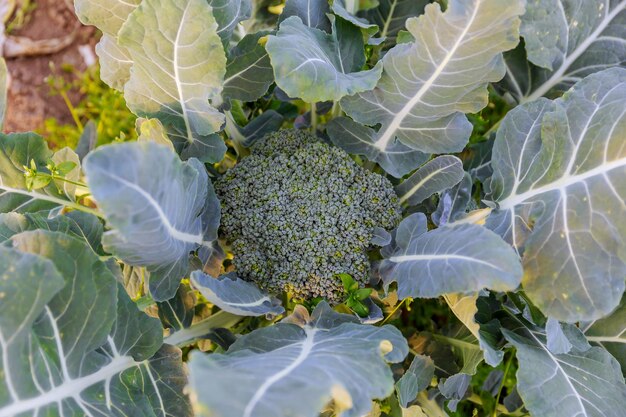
[215,129,402,303]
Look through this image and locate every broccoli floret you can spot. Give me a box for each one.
[215,129,402,303]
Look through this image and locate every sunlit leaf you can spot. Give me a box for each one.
[119,0,226,157]
[332,0,524,175]
[485,68,626,322]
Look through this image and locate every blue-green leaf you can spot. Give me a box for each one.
[505,319,626,417]
[582,295,626,374]
[191,271,285,317]
[360,0,428,49]
[432,172,472,226]
[209,0,252,45]
[188,302,408,417]
[381,220,522,299]
[0,211,103,254]
[327,117,429,178]
[83,141,218,301]
[279,0,331,32]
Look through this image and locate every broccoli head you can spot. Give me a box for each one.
[215,129,402,303]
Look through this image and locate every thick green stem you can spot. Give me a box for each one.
[310,102,317,133]
[164,311,243,347]
[493,350,515,417]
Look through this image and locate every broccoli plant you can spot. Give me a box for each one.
[0,1,625,417]
[216,129,401,303]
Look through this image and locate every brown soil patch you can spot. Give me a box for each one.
[3,0,97,133]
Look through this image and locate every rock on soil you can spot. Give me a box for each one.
[3,0,97,133]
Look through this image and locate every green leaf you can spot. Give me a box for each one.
[118,0,227,155]
[95,34,134,90]
[395,156,465,207]
[332,0,524,176]
[331,0,380,41]
[83,141,219,301]
[0,231,192,416]
[354,288,373,301]
[339,273,359,292]
[266,16,383,103]
[223,31,274,102]
[136,117,175,150]
[188,302,408,417]
[381,214,522,299]
[55,160,77,176]
[74,0,140,36]
[348,299,370,317]
[486,68,626,322]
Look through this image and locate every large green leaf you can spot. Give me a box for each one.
[331,0,524,176]
[503,0,626,103]
[266,16,383,103]
[188,302,408,417]
[118,0,226,158]
[504,316,626,417]
[380,213,522,299]
[485,68,626,322]
[0,231,192,417]
[83,141,219,301]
